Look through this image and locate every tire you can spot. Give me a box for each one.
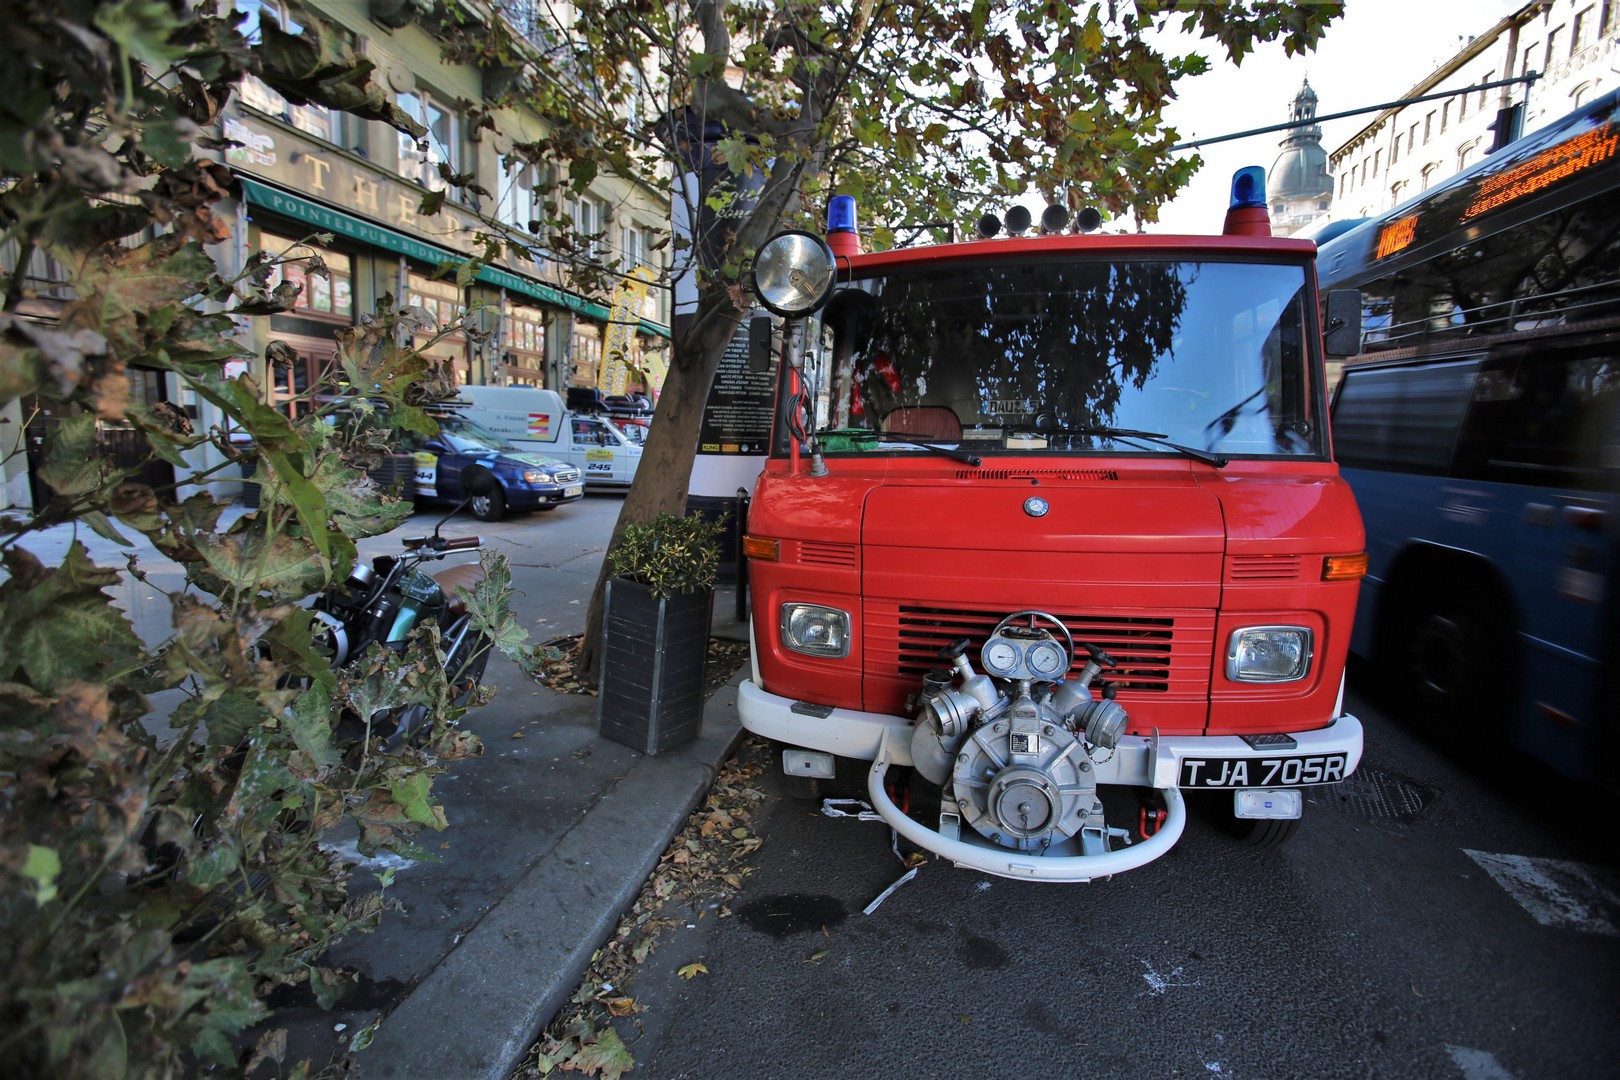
[469,484,506,522]
[1231,815,1301,848]
[1386,579,1512,735]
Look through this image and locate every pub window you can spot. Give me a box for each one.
[501,302,548,386]
[1573,8,1592,52]
[1478,71,1493,110]
[257,232,353,319]
[1545,27,1563,68]
[397,91,462,192]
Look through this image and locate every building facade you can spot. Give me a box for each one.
[2,0,670,510]
[1330,0,1620,221]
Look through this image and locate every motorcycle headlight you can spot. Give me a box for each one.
[780,603,851,658]
[1226,626,1313,683]
[522,470,554,484]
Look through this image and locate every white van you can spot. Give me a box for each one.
[451,385,643,488]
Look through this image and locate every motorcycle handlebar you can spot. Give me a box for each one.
[400,535,482,552]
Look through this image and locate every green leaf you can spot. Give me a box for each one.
[23,845,61,904]
[0,542,146,693]
[285,681,340,767]
[388,772,445,829]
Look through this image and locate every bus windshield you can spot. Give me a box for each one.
[804,258,1323,459]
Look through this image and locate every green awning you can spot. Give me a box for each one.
[237,177,669,338]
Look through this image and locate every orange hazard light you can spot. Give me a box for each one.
[742,535,780,562]
[1322,552,1369,582]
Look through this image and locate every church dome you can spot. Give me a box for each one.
[1270,78,1333,201]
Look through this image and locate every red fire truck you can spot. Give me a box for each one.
[738,170,1368,882]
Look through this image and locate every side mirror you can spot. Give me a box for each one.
[752,230,837,317]
[461,464,498,497]
[1323,289,1362,357]
[424,439,447,454]
[748,314,777,374]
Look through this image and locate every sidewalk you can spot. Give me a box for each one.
[4,500,747,1079]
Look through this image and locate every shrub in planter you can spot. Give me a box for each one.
[597,513,725,754]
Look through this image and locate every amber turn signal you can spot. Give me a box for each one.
[742,534,780,562]
[1322,552,1369,581]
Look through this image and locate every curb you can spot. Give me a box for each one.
[359,674,747,1080]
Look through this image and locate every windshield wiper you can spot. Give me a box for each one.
[1006,425,1228,468]
[814,428,982,467]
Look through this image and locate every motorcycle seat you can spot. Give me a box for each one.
[434,563,483,618]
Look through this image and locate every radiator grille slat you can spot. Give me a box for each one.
[880,604,1214,694]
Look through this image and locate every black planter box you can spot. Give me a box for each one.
[597,578,714,754]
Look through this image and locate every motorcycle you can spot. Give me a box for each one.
[310,470,499,746]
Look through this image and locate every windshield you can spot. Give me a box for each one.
[431,414,512,453]
[797,257,1323,459]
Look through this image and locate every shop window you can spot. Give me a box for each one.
[405,271,468,331]
[501,303,547,385]
[572,324,603,385]
[257,233,353,319]
[397,91,461,191]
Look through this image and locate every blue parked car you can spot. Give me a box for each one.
[400,409,584,521]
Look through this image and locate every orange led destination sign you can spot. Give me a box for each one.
[1462,120,1618,220]
[1374,215,1418,259]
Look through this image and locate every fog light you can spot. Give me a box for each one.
[781,603,851,658]
[1226,626,1312,683]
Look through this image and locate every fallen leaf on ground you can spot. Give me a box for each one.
[677,962,708,980]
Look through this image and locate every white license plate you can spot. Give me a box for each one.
[1179,753,1348,788]
[564,485,583,498]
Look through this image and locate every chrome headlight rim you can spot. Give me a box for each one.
[1225,625,1314,684]
[779,602,852,659]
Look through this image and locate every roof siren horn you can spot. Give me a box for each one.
[1003,205,1033,236]
[1223,166,1272,237]
[1073,207,1103,233]
[976,212,1002,239]
[1038,205,1071,234]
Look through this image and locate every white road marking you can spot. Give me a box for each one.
[1463,850,1620,937]
[1445,1044,1517,1080]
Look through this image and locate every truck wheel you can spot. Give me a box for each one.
[1232,816,1300,848]
[470,486,506,522]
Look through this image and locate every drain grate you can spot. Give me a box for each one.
[1311,766,1440,825]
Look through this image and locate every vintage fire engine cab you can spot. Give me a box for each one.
[739,170,1367,882]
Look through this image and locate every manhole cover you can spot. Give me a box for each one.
[1312,766,1440,825]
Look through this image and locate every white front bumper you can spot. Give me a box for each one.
[739,678,1364,883]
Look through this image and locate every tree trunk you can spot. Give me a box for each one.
[575,285,745,683]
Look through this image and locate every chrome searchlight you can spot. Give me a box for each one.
[752,230,837,317]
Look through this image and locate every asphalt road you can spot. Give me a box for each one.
[594,674,1620,1080]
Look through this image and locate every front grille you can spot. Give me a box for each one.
[870,603,1216,695]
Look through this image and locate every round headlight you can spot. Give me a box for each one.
[752,230,837,317]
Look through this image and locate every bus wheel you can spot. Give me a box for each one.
[1394,585,1507,733]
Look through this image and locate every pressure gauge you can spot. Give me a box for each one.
[1026,640,1069,680]
[982,638,1022,676]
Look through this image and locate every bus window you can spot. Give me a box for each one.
[1332,358,1479,475]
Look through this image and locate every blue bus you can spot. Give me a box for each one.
[1321,89,1620,785]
